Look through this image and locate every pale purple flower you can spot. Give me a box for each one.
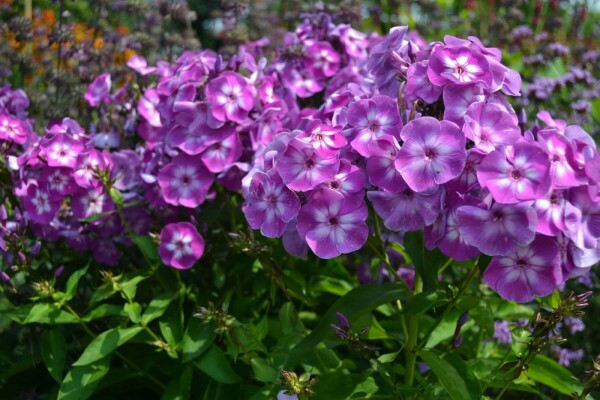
[205,71,255,123]
[158,222,205,270]
[537,129,580,188]
[477,142,551,204]
[310,160,366,208]
[276,138,340,192]
[71,187,115,220]
[168,110,235,156]
[306,41,340,78]
[138,88,162,128]
[404,60,442,104]
[483,235,561,302]
[563,186,600,250]
[41,133,84,169]
[126,55,156,75]
[296,120,347,158]
[534,190,567,236]
[397,117,466,193]
[365,135,407,192]
[457,202,537,256]
[427,46,492,88]
[553,348,584,367]
[368,187,443,232]
[444,148,486,193]
[347,96,403,157]
[297,189,368,259]
[493,321,512,344]
[84,73,111,107]
[73,149,107,188]
[463,102,521,153]
[157,154,213,208]
[200,132,243,173]
[442,83,486,127]
[281,66,325,98]
[244,170,301,238]
[20,182,60,224]
[0,114,28,144]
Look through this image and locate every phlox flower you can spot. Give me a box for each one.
[404,61,442,104]
[84,73,112,107]
[533,190,567,236]
[157,153,213,208]
[477,141,551,204]
[40,167,76,199]
[347,95,403,157]
[306,41,341,78]
[158,222,205,270]
[365,135,407,192]
[309,160,366,208]
[537,129,581,188]
[205,71,255,123]
[427,46,493,88]
[563,186,600,250]
[74,149,108,188]
[244,170,301,238]
[297,189,368,259]
[276,138,339,191]
[442,83,485,127]
[296,120,347,157]
[457,202,537,256]
[463,102,521,153]
[483,235,561,303]
[396,117,466,193]
[200,132,243,173]
[0,114,28,144]
[20,182,60,224]
[41,133,84,169]
[71,187,115,220]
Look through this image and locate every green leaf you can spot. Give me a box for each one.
[279,302,298,335]
[73,326,143,366]
[132,236,160,261]
[64,263,89,301]
[250,357,279,383]
[471,304,495,338]
[81,304,126,322]
[160,305,184,347]
[403,290,447,315]
[109,187,124,206]
[41,329,67,383]
[161,364,193,400]
[58,356,111,400]
[527,355,583,396]
[124,302,142,323]
[511,327,531,357]
[120,275,147,301]
[547,289,560,309]
[194,345,241,384]
[24,304,79,324]
[289,283,407,359]
[141,291,176,325]
[403,232,443,293]
[181,318,215,363]
[313,371,374,400]
[420,349,482,400]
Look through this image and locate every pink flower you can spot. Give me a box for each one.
[157,153,213,208]
[200,132,243,173]
[365,135,408,192]
[0,114,28,144]
[427,46,493,88]
[205,71,255,123]
[463,102,521,153]
[84,73,112,107]
[74,149,108,188]
[483,235,562,302]
[276,138,340,191]
[41,133,84,169]
[158,222,205,269]
[477,142,551,204]
[71,187,115,220]
[244,170,301,238]
[296,120,347,158]
[20,182,60,224]
[397,117,466,193]
[297,189,368,259]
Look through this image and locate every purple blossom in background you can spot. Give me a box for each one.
[493,321,512,344]
[84,73,112,107]
[158,222,205,270]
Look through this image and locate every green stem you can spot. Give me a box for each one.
[416,265,479,350]
[404,273,422,387]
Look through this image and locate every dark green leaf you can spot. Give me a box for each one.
[161,364,193,400]
[132,236,160,261]
[73,326,143,366]
[141,291,176,325]
[250,357,279,383]
[124,302,142,323]
[160,305,184,347]
[181,318,215,363]
[527,355,583,396]
[24,304,79,324]
[471,304,495,337]
[64,263,90,301]
[403,232,444,293]
[194,345,241,384]
[81,304,126,322]
[312,371,373,400]
[279,302,298,335]
[58,356,111,400]
[403,290,447,315]
[420,349,482,400]
[289,283,407,360]
[41,329,67,383]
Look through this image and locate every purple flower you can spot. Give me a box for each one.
[457,202,537,256]
[158,222,205,270]
[477,142,551,204]
[563,186,600,250]
[74,149,107,188]
[553,347,584,367]
[244,170,301,238]
[84,73,112,107]
[368,187,443,232]
[483,235,562,302]
[296,120,347,158]
[366,135,407,192]
[200,132,243,173]
[0,114,28,144]
[310,160,366,208]
[297,189,368,259]
[71,187,115,220]
[444,148,485,193]
[463,102,521,153]
[442,83,485,127]
[277,138,340,192]
[427,46,492,88]
[347,96,403,157]
[40,166,76,199]
[41,133,84,169]
[306,41,340,78]
[157,154,213,208]
[405,61,442,104]
[493,321,512,344]
[20,182,60,224]
[397,117,466,193]
[167,110,235,156]
[534,191,567,236]
[537,129,580,188]
[205,71,255,123]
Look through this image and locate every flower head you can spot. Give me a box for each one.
[159,222,205,269]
